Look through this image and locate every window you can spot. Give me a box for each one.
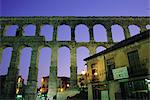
[127,50,140,70]
[106,58,115,80]
[91,64,96,68]
[127,50,142,76]
[91,64,98,81]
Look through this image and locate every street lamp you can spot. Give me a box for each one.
[80,70,88,91]
[94,72,98,76]
[81,70,86,75]
[67,84,70,88]
[60,88,64,92]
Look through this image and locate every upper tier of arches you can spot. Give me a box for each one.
[1,16,149,42]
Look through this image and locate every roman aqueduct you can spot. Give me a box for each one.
[0,16,149,99]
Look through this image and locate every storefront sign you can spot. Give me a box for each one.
[145,79,150,84]
[112,67,129,80]
[148,84,150,91]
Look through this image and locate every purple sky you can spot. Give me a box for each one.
[1,0,150,16]
[0,0,149,87]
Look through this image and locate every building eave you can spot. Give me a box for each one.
[84,30,150,61]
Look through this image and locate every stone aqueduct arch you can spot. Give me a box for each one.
[0,16,149,99]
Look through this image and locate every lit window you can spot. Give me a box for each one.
[18,77,21,83]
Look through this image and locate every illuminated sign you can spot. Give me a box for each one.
[145,79,150,91]
[145,79,150,84]
[16,95,22,99]
[112,67,129,80]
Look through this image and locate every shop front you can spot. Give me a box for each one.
[120,79,149,100]
[111,67,149,100]
[92,82,109,100]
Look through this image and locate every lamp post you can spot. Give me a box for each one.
[81,70,88,91]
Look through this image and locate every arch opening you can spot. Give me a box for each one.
[96,46,106,53]
[128,25,140,37]
[23,25,36,36]
[146,24,150,30]
[0,47,13,75]
[58,47,70,78]
[77,47,89,74]
[19,47,32,84]
[75,24,90,42]
[40,25,53,41]
[111,25,125,42]
[57,25,71,41]
[5,25,18,36]
[93,24,107,42]
[38,47,51,87]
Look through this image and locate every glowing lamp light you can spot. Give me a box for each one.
[84,64,87,67]
[81,70,86,75]
[40,89,42,92]
[67,84,70,87]
[16,88,19,94]
[41,78,44,83]
[94,72,98,76]
[60,88,63,92]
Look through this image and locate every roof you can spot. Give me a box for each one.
[84,30,150,61]
[42,76,70,79]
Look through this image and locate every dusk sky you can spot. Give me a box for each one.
[0,0,149,87]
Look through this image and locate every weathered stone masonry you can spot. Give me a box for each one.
[0,16,149,99]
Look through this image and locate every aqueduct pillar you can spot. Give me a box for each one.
[70,47,77,88]
[25,46,40,100]
[47,45,58,99]
[4,47,20,99]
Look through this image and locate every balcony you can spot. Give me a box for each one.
[128,66,148,77]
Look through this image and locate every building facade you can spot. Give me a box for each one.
[77,73,88,90]
[39,76,49,94]
[39,76,70,94]
[16,76,25,99]
[84,30,150,100]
